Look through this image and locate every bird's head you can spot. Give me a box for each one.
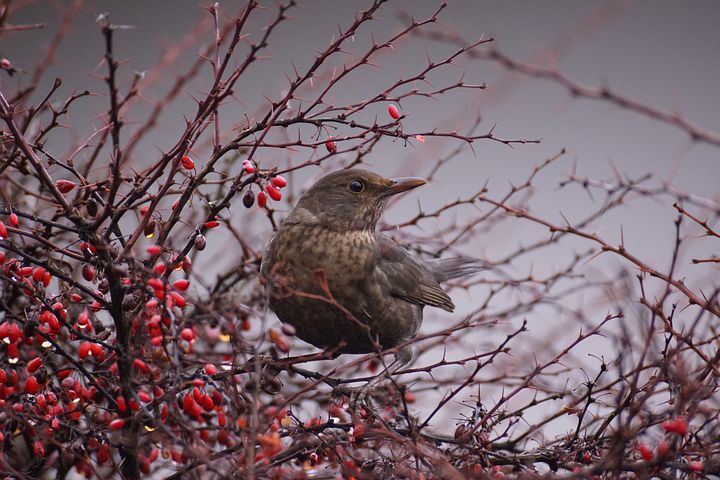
[289,169,427,231]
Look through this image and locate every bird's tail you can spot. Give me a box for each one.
[427,257,490,282]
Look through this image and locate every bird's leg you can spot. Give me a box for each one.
[344,352,410,417]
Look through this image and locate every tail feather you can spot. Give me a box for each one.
[425,257,489,282]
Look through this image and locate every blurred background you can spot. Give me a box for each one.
[4,0,719,437]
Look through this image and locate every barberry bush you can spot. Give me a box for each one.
[1,1,718,479]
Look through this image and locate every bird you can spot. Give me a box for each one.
[260,169,483,357]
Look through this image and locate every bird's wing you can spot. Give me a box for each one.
[374,236,455,312]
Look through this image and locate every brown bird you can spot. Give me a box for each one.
[260,169,482,357]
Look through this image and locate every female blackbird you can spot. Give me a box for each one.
[261,169,480,355]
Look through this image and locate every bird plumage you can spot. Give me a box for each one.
[260,169,480,355]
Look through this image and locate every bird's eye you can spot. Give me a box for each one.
[348,179,364,193]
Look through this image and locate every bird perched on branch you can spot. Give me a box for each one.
[261,169,483,358]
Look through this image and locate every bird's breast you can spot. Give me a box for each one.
[264,225,376,291]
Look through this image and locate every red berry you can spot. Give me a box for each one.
[0,221,7,239]
[90,342,103,357]
[181,155,195,170]
[204,220,219,229]
[133,358,149,372]
[388,104,401,119]
[32,267,45,283]
[662,416,688,436]
[56,179,76,193]
[173,279,189,291]
[33,440,44,456]
[82,264,95,281]
[147,245,162,255]
[78,342,91,359]
[673,416,688,436]
[637,442,653,461]
[325,137,337,153]
[271,175,287,188]
[27,356,43,373]
[205,363,218,375]
[257,191,267,208]
[690,461,703,472]
[1,58,10,69]
[109,418,125,429]
[25,375,41,394]
[169,291,186,308]
[243,160,255,174]
[180,328,194,342]
[266,185,282,201]
[9,213,19,227]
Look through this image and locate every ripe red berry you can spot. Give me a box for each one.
[109,418,125,429]
[180,328,195,342]
[662,416,688,436]
[673,416,688,436]
[169,291,186,308]
[181,155,195,170]
[204,220,219,229]
[82,264,95,281]
[173,279,189,291]
[243,160,255,174]
[147,245,162,255]
[0,221,7,239]
[55,179,76,193]
[266,185,282,201]
[80,241,96,255]
[388,104,401,119]
[257,191,268,208]
[133,358,149,372]
[1,58,10,69]
[25,375,41,394]
[9,213,19,227]
[32,267,45,283]
[27,356,43,373]
[271,175,287,188]
[33,440,44,456]
[637,442,653,461]
[690,461,703,472]
[325,137,337,153]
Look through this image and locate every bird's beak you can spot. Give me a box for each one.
[385,177,427,196]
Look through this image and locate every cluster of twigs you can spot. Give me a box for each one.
[0,1,718,479]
